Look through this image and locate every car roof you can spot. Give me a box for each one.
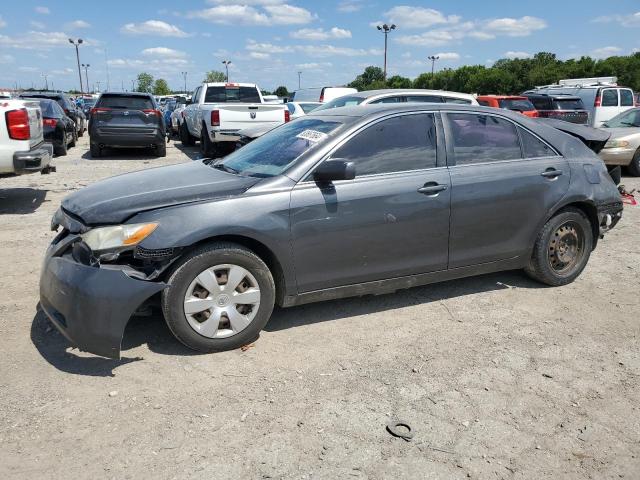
[345,89,474,99]
[477,95,528,100]
[20,91,63,98]
[523,92,582,100]
[308,102,513,119]
[99,91,153,98]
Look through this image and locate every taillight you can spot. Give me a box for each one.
[594,95,601,107]
[43,118,58,127]
[5,108,30,140]
[142,109,162,117]
[211,110,220,127]
[319,91,324,102]
[284,109,290,123]
[530,110,540,117]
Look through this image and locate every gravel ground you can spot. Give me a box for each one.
[0,135,639,480]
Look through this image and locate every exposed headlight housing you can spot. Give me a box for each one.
[605,139,630,149]
[81,223,158,252]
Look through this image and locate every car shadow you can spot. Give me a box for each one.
[31,270,541,376]
[80,148,163,161]
[172,142,204,161]
[0,187,48,214]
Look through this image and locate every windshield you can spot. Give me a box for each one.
[217,118,343,177]
[605,108,640,128]
[499,99,535,111]
[314,96,365,111]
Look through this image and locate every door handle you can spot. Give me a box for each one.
[417,183,448,195]
[541,169,563,178]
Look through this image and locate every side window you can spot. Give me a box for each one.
[406,95,443,103]
[191,87,200,104]
[518,127,557,158]
[477,100,491,107]
[601,89,618,107]
[620,89,634,107]
[286,103,295,114]
[445,97,472,104]
[330,114,437,175]
[448,113,522,165]
[370,96,403,104]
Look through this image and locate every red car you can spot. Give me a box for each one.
[476,95,539,118]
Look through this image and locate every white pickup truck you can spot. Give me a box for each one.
[180,82,289,157]
[0,99,54,177]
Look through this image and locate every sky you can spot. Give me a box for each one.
[0,0,639,93]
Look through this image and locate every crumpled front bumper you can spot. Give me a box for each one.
[39,234,166,359]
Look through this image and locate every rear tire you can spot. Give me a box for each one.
[628,149,640,177]
[90,142,101,158]
[161,242,275,353]
[180,122,195,146]
[55,139,68,156]
[525,208,593,286]
[155,142,167,157]
[69,129,77,148]
[77,119,84,137]
[200,124,216,158]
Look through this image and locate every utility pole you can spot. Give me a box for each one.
[68,38,84,93]
[82,64,90,93]
[222,60,231,82]
[131,79,135,92]
[376,23,396,81]
[428,55,440,77]
[298,71,302,90]
[181,71,187,93]
[41,73,49,91]
[96,80,101,92]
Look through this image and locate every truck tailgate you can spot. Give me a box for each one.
[216,104,285,131]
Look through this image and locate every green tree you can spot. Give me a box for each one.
[386,75,412,89]
[349,66,384,90]
[204,70,226,83]
[136,72,154,93]
[153,78,171,96]
[274,86,289,97]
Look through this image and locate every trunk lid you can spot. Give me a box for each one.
[537,118,611,153]
[216,104,286,131]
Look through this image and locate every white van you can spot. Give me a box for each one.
[291,87,358,103]
[528,77,635,127]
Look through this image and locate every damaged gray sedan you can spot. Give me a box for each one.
[40,104,623,358]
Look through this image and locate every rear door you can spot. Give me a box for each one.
[444,112,569,268]
[595,88,621,127]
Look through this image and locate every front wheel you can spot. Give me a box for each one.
[161,242,275,353]
[525,208,593,286]
[628,149,640,177]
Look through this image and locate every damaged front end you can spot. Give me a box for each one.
[40,208,177,359]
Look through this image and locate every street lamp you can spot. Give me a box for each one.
[376,23,396,81]
[81,64,90,94]
[427,55,440,76]
[298,71,302,90]
[68,38,84,94]
[222,60,231,82]
[181,71,188,94]
[41,73,49,91]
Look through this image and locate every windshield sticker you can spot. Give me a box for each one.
[296,129,328,143]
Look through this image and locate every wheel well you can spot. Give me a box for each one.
[180,235,287,306]
[555,201,599,248]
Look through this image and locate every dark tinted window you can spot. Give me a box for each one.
[527,96,551,110]
[445,97,472,104]
[448,113,522,165]
[331,114,437,175]
[370,96,403,104]
[499,99,535,111]
[31,99,59,117]
[97,95,154,110]
[601,89,618,107]
[406,95,443,103]
[518,127,556,158]
[620,89,634,107]
[205,86,261,103]
[553,98,585,110]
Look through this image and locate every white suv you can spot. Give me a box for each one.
[314,89,478,112]
[0,99,54,177]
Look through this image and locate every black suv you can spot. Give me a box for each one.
[88,92,167,158]
[521,93,589,124]
[19,91,86,137]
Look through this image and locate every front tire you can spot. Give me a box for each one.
[525,208,593,286]
[90,142,101,158]
[628,149,640,177]
[162,242,275,353]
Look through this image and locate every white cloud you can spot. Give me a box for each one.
[0,53,14,64]
[249,52,271,60]
[291,27,351,40]
[296,62,332,70]
[247,40,294,53]
[381,6,460,29]
[187,4,314,26]
[207,0,282,4]
[51,68,74,75]
[141,47,188,58]
[121,20,189,37]
[593,12,640,27]
[434,52,460,61]
[337,0,363,13]
[591,46,623,58]
[35,6,50,14]
[0,31,74,49]
[19,66,38,72]
[484,16,546,37]
[29,20,45,29]
[504,51,532,59]
[296,44,382,58]
[65,20,91,30]
[0,16,6,28]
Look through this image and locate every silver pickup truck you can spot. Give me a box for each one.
[180,82,288,157]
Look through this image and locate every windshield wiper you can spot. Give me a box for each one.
[212,162,240,175]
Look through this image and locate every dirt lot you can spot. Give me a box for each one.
[0,135,638,479]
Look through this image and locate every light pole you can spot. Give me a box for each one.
[82,64,90,93]
[428,55,440,77]
[96,80,101,92]
[68,38,84,93]
[131,79,135,92]
[222,60,231,82]
[41,73,49,91]
[181,71,187,93]
[376,23,396,81]
[298,71,302,90]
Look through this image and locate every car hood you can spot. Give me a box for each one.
[602,127,640,141]
[537,118,611,153]
[62,160,260,225]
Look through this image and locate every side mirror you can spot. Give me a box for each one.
[313,159,356,183]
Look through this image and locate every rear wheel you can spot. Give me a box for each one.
[525,208,593,286]
[55,138,68,156]
[180,122,195,146]
[77,118,84,137]
[161,242,275,353]
[155,142,167,157]
[628,149,640,177]
[200,124,216,157]
[69,129,77,148]
[90,142,101,158]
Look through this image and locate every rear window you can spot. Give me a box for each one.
[620,89,634,107]
[553,98,585,110]
[204,86,261,103]
[97,95,154,110]
[314,96,364,111]
[37,100,59,117]
[601,89,618,107]
[527,96,550,110]
[498,99,535,111]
